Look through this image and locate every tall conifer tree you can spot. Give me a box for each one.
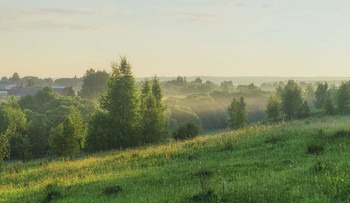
[100,57,140,147]
[139,77,168,144]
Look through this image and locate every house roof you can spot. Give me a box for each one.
[7,87,43,96]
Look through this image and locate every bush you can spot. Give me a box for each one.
[105,185,123,195]
[172,121,200,140]
[45,183,61,202]
[334,130,349,138]
[307,143,324,155]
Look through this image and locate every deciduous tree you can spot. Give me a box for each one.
[79,69,109,100]
[49,107,85,156]
[314,82,328,109]
[265,94,281,122]
[336,81,350,115]
[227,96,248,130]
[281,80,304,120]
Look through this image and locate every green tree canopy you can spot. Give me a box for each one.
[265,94,281,122]
[281,80,304,120]
[10,72,20,82]
[227,96,248,130]
[298,100,311,118]
[336,81,350,114]
[324,95,335,115]
[49,107,85,156]
[26,112,50,158]
[63,86,75,97]
[85,110,113,152]
[79,69,109,100]
[314,82,328,109]
[194,78,202,84]
[2,96,30,160]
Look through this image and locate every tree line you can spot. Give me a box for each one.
[3,58,350,167]
[225,79,350,130]
[263,80,350,123]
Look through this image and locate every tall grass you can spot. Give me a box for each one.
[1,115,350,202]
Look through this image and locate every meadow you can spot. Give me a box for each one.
[1,116,350,202]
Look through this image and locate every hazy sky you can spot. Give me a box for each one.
[1,0,350,78]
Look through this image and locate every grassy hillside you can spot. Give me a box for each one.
[1,116,350,202]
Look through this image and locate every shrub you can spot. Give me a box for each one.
[334,130,349,138]
[307,143,324,155]
[49,107,85,156]
[45,183,61,202]
[172,121,200,140]
[105,185,123,195]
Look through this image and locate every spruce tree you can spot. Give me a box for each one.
[100,57,140,147]
[152,76,165,111]
[140,80,156,143]
[139,77,168,144]
[151,76,168,135]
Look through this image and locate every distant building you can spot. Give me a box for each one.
[52,86,76,96]
[7,87,42,96]
[51,86,67,95]
[0,80,15,88]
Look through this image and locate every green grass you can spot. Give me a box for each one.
[2,116,350,202]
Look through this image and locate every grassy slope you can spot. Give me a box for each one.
[1,116,350,202]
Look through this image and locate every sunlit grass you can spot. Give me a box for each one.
[1,115,350,202]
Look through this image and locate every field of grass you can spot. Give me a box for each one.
[1,116,350,202]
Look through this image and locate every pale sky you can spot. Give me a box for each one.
[1,0,350,78]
